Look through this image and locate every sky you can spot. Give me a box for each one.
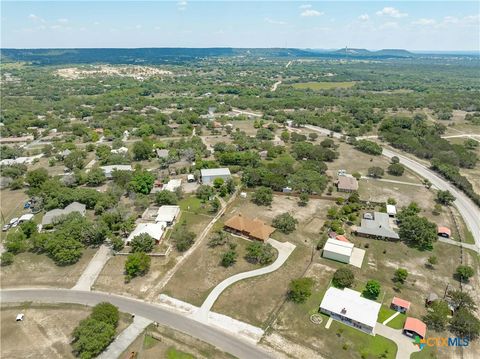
[1,1,479,51]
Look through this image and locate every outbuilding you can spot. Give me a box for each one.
[403,317,427,339]
[391,297,411,313]
[322,238,354,264]
[155,205,180,226]
[386,204,397,217]
[126,222,166,245]
[437,226,451,238]
[200,168,231,185]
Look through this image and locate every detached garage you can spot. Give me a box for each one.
[322,238,354,264]
[200,168,231,185]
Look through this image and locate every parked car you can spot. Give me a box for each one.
[9,218,19,227]
[16,313,24,322]
[2,224,10,232]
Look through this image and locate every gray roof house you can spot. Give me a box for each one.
[200,168,231,185]
[354,211,399,240]
[42,202,86,226]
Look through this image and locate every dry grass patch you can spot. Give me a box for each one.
[0,248,96,288]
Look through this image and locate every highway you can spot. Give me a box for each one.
[304,124,480,250]
[0,288,274,359]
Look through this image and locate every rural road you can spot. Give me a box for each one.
[0,288,274,359]
[194,239,296,321]
[271,80,282,92]
[304,124,480,250]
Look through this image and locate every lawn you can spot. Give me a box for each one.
[167,347,195,359]
[179,195,212,215]
[377,306,406,329]
[291,81,356,90]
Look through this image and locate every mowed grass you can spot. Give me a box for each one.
[291,81,356,90]
[166,347,195,359]
[377,306,406,329]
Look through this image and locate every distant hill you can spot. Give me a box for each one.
[0,47,473,65]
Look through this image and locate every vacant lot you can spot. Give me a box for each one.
[0,248,96,288]
[291,81,356,90]
[123,324,235,359]
[1,304,91,359]
[229,119,258,135]
[0,189,29,225]
[163,233,268,306]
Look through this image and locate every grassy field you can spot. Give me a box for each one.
[0,189,29,225]
[0,248,97,288]
[291,81,356,90]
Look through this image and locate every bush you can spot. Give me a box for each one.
[155,190,178,205]
[130,233,155,253]
[245,242,275,265]
[436,190,455,205]
[456,265,474,282]
[367,166,384,178]
[0,252,14,266]
[272,213,298,234]
[5,231,29,254]
[287,277,314,303]
[111,237,125,252]
[387,163,405,176]
[20,220,37,238]
[173,228,196,252]
[363,280,381,299]
[332,268,355,288]
[125,252,151,279]
[72,318,115,358]
[355,140,382,155]
[221,249,238,267]
[393,268,408,283]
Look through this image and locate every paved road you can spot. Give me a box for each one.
[72,244,112,291]
[98,315,152,359]
[304,124,480,251]
[375,323,420,359]
[194,239,296,321]
[0,288,274,359]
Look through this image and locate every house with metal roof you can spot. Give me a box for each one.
[200,168,231,185]
[322,238,354,264]
[354,212,399,240]
[320,287,381,335]
[126,222,166,244]
[155,205,180,226]
[101,165,133,178]
[42,202,86,226]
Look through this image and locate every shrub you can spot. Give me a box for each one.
[332,268,355,288]
[125,252,151,279]
[245,242,275,265]
[456,265,474,282]
[130,233,155,253]
[252,186,273,206]
[0,252,14,266]
[221,249,238,267]
[363,280,381,299]
[287,277,314,303]
[272,213,298,234]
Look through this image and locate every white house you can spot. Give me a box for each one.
[322,238,354,264]
[126,222,166,244]
[155,205,180,226]
[163,179,182,192]
[200,168,231,185]
[320,287,381,335]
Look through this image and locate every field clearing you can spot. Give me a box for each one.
[229,119,258,135]
[290,81,356,90]
[0,189,29,224]
[0,248,97,288]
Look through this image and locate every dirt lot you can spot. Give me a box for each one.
[0,248,97,288]
[123,324,235,359]
[1,303,132,359]
[229,119,258,135]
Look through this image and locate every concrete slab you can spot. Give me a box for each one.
[325,317,333,329]
[72,244,111,291]
[349,247,366,268]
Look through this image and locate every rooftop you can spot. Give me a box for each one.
[200,168,231,177]
[127,222,166,243]
[404,317,427,338]
[323,238,354,257]
[356,211,399,239]
[437,226,451,236]
[224,213,275,241]
[42,201,86,225]
[392,296,411,309]
[320,287,381,328]
[155,205,180,223]
[337,176,359,191]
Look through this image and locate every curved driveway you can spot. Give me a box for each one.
[194,239,296,321]
[304,124,480,250]
[0,288,274,359]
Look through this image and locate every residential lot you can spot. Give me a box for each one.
[0,248,97,288]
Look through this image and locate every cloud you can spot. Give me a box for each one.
[28,14,46,23]
[376,7,408,18]
[412,18,436,26]
[301,9,324,17]
[299,4,312,9]
[178,0,187,11]
[135,24,142,29]
[358,14,369,21]
[57,18,69,24]
[265,17,286,25]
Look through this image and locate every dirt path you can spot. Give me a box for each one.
[271,80,282,92]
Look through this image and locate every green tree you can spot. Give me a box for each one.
[44,235,84,266]
[332,268,355,288]
[391,156,400,164]
[436,190,455,205]
[363,280,381,300]
[225,178,236,194]
[252,186,273,206]
[393,268,408,283]
[128,170,155,195]
[367,166,384,178]
[423,300,450,331]
[86,167,106,186]
[5,231,29,254]
[72,318,115,359]
[288,277,314,303]
[26,168,49,188]
[456,265,474,282]
[399,215,437,250]
[155,190,178,205]
[125,252,151,279]
[298,193,309,206]
[173,226,196,252]
[245,242,275,265]
[90,302,119,327]
[208,231,229,248]
[210,197,221,213]
[308,133,318,141]
[221,249,238,267]
[447,290,477,312]
[64,150,86,170]
[450,308,480,340]
[20,220,37,238]
[132,140,153,161]
[427,255,438,268]
[354,140,382,155]
[196,185,214,202]
[387,163,405,176]
[272,213,298,234]
[111,237,125,252]
[130,233,155,253]
[213,177,224,188]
